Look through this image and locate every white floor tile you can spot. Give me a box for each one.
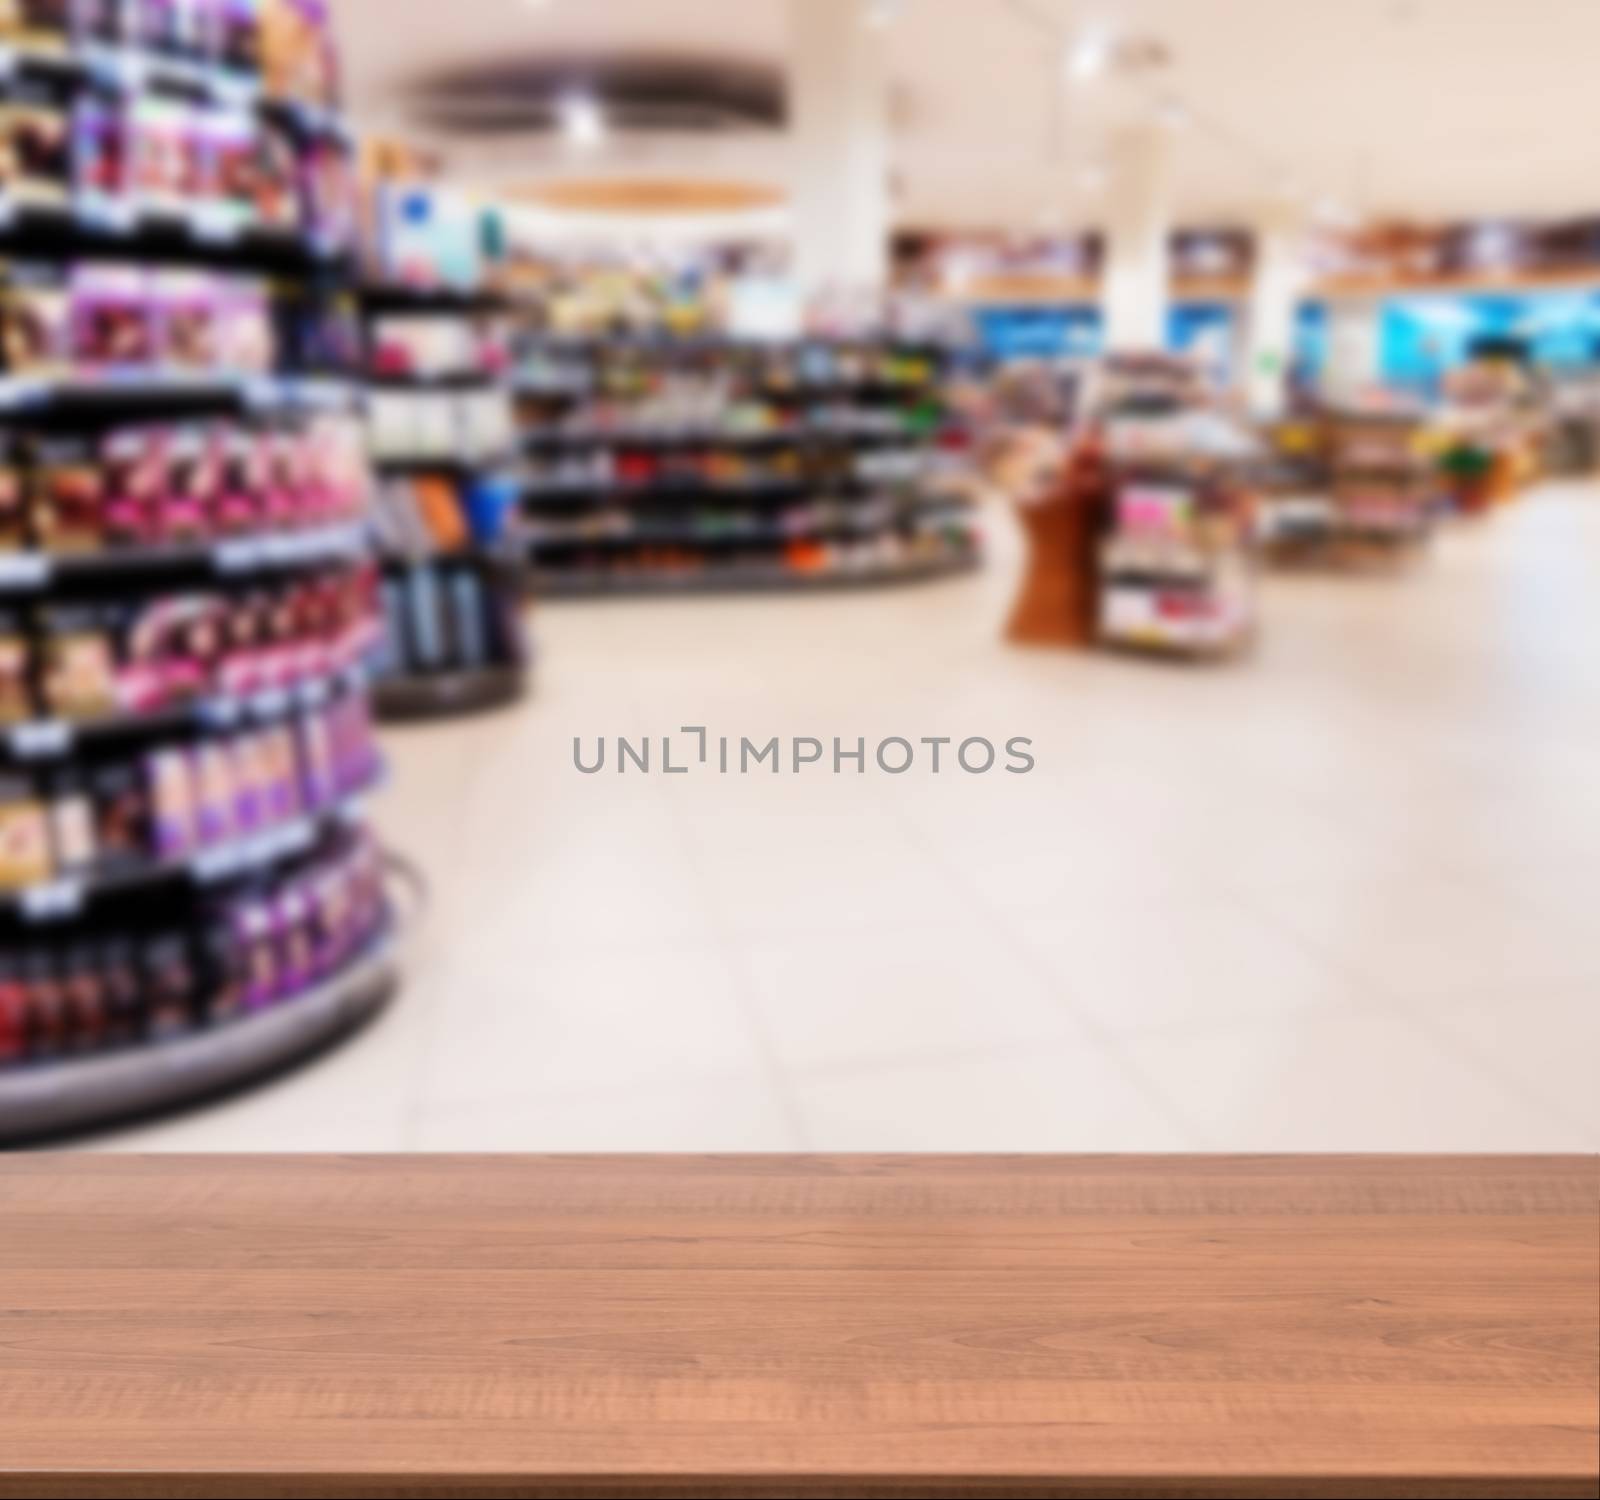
[413,1071,801,1152]
[791,1044,1195,1152]
[1121,1010,1590,1152]
[738,920,1086,1073]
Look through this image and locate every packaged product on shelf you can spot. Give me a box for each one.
[1,264,73,376]
[299,134,352,248]
[0,774,52,891]
[0,86,72,204]
[32,438,106,550]
[40,607,118,716]
[71,93,132,216]
[130,0,209,60]
[72,263,156,372]
[209,0,264,76]
[0,447,26,547]
[72,0,125,48]
[260,0,336,108]
[141,933,197,1040]
[0,0,72,52]
[48,772,96,870]
[90,760,146,865]
[152,269,220,369]
[0,612,31,721]
[245,113,299,228]
[145,744,195,857]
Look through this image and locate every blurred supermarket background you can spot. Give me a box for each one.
[0,0,1595,1153]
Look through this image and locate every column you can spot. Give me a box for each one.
[1101,126,1174,351]
[1245,201,1310,418]
[788,0,891,300]
[1322,299,1383,405]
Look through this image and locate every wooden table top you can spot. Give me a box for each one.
[0,1155,1594,1499]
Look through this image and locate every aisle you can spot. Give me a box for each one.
[93,483,1600,1152]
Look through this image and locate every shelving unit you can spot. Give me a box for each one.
[1098,460,1257,658]
[361,285,532,720]
[511,334,984,595]
[0,2,398,1140]
[1095,356,1259,658]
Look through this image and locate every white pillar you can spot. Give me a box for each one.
[1101,126,1173,351]
[1323,299,1382,405]
[1244,202,1310,419]
[788,0,891,301]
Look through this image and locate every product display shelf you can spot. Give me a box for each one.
[1098,457,1259,660]
[1262,409,1437,564]
[0,920,396,1145]
[531,543,983,599]
[362,290,532,722]
[0,10,400,1137]
[513,333,982,596]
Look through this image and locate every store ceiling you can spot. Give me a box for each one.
[332,0,1600,231]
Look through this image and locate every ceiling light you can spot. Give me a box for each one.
[520,0,554,10]
[863,0,900,28]
[557,92,605,148]
[1066,33,1112,82]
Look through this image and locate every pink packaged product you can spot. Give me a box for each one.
[129,95,191,214]
[215,278,272,372]
[71,265,156,374]
[101,426,166,545]
[158,425,220,540]
[153,270,222,370]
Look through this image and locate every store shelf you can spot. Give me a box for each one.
[0,522,368,598]
[0,928,398,1146]
[0,664,370,765]
[0,41,353,144]
[0,372,358,424]
[375,663,525,723]
[531,548,981,598]
[361,286,513,317]
[521,422,927,452]
[0,198,349,276]
[0,774,379,929]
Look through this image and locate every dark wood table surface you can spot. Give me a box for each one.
[0,1155,1594,1499]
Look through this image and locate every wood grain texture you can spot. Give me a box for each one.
[0,1155,1593,1500]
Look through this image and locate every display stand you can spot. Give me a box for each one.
[512,335,983,594]
[0,6,397,1138]
[361,287,532,720]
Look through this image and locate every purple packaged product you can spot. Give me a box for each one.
[133,0,204,57]
[258,725,300,822]
[232,898,277,1010]
[227,734,266,834]
[72,0,126,47]
[296,706,335,809]
[145,748,196,859]
[71,264,155,373]
[274,883,313,996]
[212,0,261,74]
[192,742,236,847]
[71,96,129,217]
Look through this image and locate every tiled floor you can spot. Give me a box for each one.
[90,481,1600,1153]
